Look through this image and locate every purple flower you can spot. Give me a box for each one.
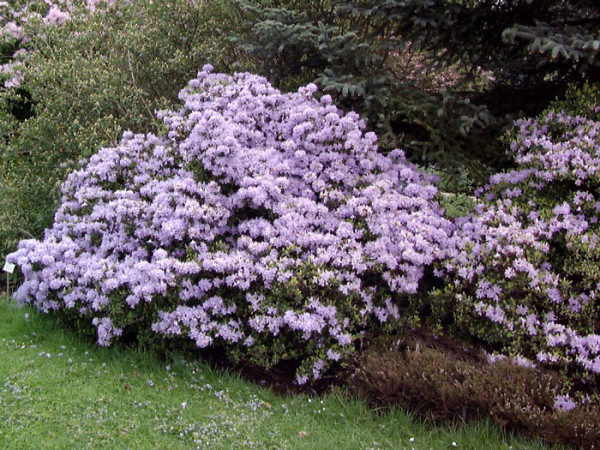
[554,394,577,412]
[7,67,454,383]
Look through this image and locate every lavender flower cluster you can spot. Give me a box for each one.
[8,66,453,382]
[440,110,600,388]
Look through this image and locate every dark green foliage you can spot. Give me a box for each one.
[503,1,600,80]
[548,81,600,120]
[0,39,17,65]
[6,88,34,121]
[232,0,504,185]
[438,193,477,220]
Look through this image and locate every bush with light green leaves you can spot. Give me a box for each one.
[0,0,244,260]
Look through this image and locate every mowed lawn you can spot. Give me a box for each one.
[0,298,551,449]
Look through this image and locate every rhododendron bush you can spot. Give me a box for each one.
[438,107,600,393]
[7,66,452,382]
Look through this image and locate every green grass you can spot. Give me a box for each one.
[0,298,552,449]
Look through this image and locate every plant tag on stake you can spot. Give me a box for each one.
[3,261,14,297]
[3,262,15,274]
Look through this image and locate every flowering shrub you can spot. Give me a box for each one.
[0,0,240,260]
[0,1,120,87]
[8,67,452,382]
[438,106,600,395]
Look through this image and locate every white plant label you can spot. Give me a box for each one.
[3,262,15,274]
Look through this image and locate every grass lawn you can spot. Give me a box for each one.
[0,298,553,449]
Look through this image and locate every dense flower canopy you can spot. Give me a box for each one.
[441,110,600,384]
[8,66,453,381]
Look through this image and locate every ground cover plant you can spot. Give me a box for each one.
[0,298,552,449]
[351,330,600,448]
